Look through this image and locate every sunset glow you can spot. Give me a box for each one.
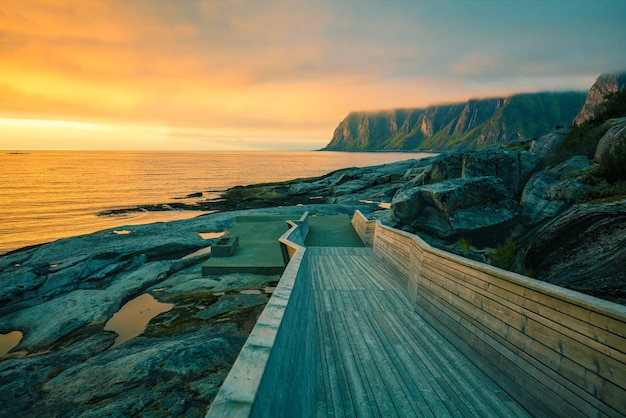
[1,0,625,150]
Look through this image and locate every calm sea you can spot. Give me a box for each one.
[0,150,431,254]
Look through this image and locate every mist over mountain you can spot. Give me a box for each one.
[323,91,587,151]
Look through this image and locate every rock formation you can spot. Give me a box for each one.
[2,71,625,417]
[0,205,362,417]
[524,200,626,304]
[573,71,626,125]
[594,116,626,163]
[323,92,586,151]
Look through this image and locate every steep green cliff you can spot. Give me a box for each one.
[323,92,586,151]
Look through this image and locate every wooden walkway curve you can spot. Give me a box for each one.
[309,246,530,417]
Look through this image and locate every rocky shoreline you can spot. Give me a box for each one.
[0,204,370,417]
[95,123,626,306]
[2,134,625,415]
[3,72,625,416]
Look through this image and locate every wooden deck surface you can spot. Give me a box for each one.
[310,247,530,417]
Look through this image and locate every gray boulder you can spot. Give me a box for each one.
[287,182,318,196]
[524,199,626,304]
[529,128,571,160]
[595,117,626,163]
[391,176,515,238]
[425,149,538,194]
[521,156,592,226]
[331,179,371,196]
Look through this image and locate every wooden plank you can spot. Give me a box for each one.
[421,257,626,378]
[421,249,626,338]
[420,259,626,398]
[365,311,451,417]
[387,310,531,418]
[320,310,356,416]
[317,311,343,417]
[316,308,331,417]
[381,309,505,417]
[415,277,615,417]
[424,253,626,357]
[331,311,377,417]
[312,243,534,417]
[345,311,416,417]
[414,297,559,417]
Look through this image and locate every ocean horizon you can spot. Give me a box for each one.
[0,150,433,254]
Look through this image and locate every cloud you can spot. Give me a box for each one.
[0,0,625,150]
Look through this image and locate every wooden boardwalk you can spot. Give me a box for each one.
[309,247,530,417]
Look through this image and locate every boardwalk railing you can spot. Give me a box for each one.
[352,210,626,417]
[206,212,316,417]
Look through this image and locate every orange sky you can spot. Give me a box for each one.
[1,0,625,150]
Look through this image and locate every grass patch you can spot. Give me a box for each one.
[458,237,471,254]
[598,139,626,183]
[545,123,608,168]
[577,178,626,203]
[489,237,517,270]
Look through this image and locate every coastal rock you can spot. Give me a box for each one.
[331,179,371,196]
[573,71,626,125]
[594,117,626,163]
[391,176,514,238]
[529,128,571,160]
[520,156,592,226]
[287,181,323,196]
[0,204,368,417]
[37,327,244,418]
[446,149,538,194]
[523,200,626,303]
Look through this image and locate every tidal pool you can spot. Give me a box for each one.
[0,331,23,356]
[198,231,226,240]
[104,294,174,348]
[183,231,227,259]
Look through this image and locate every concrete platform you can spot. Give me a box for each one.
[305,214,365,247]
[201,215,294,275]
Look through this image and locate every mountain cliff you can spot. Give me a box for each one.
[323,92,586,151]
[573,71,626,125]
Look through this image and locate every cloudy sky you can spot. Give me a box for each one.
[1,0,625,150]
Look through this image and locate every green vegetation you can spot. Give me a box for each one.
[578,178,626,204]
[325,92,586,152]
[548,89,626,172]
[598,140,626,183]
[458,237,471,254]
[502,92,586,138]
[545,123,608,167]
[596,90,626,121]
[489,237,516,270]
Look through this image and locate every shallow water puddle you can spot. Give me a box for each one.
[183,231,227,259]
[0,331,23,356]
[239,289,262,295]
[182,246,212,259]
[104,294,174,348]
[198,231,226,240]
